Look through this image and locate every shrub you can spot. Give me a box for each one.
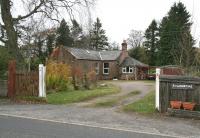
[46,60,71,91]
[86,71,97,88]
[72,69,97,90]
[0,47,10,80]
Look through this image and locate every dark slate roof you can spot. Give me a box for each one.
[120,57,148,67]
[66,47,121,61]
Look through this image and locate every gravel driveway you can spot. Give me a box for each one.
[1,81,200,138]
[75,80,155,108]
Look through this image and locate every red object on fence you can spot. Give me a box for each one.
[170,101,182,109]
[7,60,16,98]
[182,102,196,111]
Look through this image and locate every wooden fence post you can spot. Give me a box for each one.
[8,60,16,98]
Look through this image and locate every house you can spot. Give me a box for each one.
[51,40,148,80]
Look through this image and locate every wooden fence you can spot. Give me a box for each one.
[8,60,39,98]
[159,75,200,113]
[15,71,39,97]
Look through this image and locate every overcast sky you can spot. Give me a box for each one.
[95,0,200,46]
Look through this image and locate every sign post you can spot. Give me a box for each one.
[155,68,160,111]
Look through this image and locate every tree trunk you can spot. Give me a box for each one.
[0,0,23,63]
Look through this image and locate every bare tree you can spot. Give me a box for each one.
[0,0,95,63]
[109,41,119,50]
[127,30,144,47]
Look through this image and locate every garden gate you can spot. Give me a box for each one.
[7,60,46,98]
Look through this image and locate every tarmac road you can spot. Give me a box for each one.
[0,115,175,138]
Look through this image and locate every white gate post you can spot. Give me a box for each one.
[39,64,46,97]
[43,66,46,97]
[155,68,160,111]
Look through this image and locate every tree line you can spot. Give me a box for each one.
[19,17,110,70]
[128,2,199,72]
[0,16,110,72]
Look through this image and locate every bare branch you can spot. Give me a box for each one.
[14,0,45,22]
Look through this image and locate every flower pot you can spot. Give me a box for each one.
[182,102,196,111]
[170,101,182,109]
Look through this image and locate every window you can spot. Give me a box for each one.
[95,63,99,74]
[103,63,109,74]
[122,67,133,73]
[122,67,126,73]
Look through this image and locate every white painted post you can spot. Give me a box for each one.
[39,64,46,97]
[43,66,46,97]
[155,68,160,111]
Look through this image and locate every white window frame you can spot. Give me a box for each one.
[129,67,133,73]
[95,63,99,75]
[103,63,109,75]
[122,67,126,73]
[122,66,133,73]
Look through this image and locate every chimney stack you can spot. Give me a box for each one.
[119,40,129,64]
[122,40,127,51]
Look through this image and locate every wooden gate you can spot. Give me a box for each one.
[8,60,39,98]
[15,71,39,96]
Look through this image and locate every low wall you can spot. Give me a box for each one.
[0,80,7,97]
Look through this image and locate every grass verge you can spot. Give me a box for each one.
[123,90,155,114]
[15,96,47,104]
[47,84,120,104]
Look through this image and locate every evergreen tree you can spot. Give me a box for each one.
[144,20,159,66]
[46,34,55,55]
[71,19,83,41]
[129,47,148,64]
[56,19,73,47]
[34,36,46,63]
[157,2,194,67]
[71,19,84,47]
[90,18,109,50]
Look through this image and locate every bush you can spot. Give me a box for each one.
[46,60,71,91]
[0,47,10,80]
[72,68,97,90]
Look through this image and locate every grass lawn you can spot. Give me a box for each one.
[94,90,141,107]
[47,84,120,104]
[123,90,155,114]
